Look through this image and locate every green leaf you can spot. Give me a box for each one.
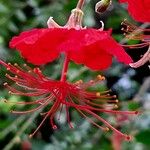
[135,130,150,146]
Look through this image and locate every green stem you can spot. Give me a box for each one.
[60,54,70,82]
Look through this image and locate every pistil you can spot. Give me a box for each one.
[76,0,85,9]
[60,54,70,82]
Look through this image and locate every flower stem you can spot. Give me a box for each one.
[61,54,70,82]
[77,0,85,9]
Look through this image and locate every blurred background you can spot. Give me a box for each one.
[0,0,150,150]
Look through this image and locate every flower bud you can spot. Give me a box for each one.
[95,0,112,14]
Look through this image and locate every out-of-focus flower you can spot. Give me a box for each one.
[21,140,32,150]
[0,60,138,139]
[121,19,150,68]
[119,0,150,23]
[9,0,132,71]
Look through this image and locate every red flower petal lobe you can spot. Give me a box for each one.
[9,28,68,65]
[119,0,150,22]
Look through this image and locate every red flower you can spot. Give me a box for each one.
[121,19,150,68]
[0,0,137,140]
[10,8,132,71]
[119,0,150,22]
[0,60,138,139]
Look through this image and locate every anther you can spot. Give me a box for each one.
[29,134,33,139]
[97,75,102,80]
[114,104,118,109]
[105,127,109,132]
[14,63,18,66]
[23,64,27,67]
[8,91,12,94]
[3,82,8,86]
[78,80,83,84]
[115,99,119,103]
[113,95,117,98]
[7,67,10,71]
[101,76,105,80]
[96,92,101,97]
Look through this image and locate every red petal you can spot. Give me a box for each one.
[100,37,133,64]
[9,28,68,65]
[66,30,132,70]
[119,0,150,22]
[69,41,113,70]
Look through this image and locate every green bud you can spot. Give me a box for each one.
[95,0,112,14]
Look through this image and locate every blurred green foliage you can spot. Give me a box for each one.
[0,0,150,150]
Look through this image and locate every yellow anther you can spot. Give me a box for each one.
[78,80,83,84]
[97,75,102,80]
[8,91,12,94]
[3,82,8,86]
[105,127,109,132]
[114,104,118,109]
[115,99,119,103]
[23,64,27,67]
[97,75,105,80]
[75,80,83,85]
[96,92,101,97]
[75,81,80,85]
[101,76,105,80]
[113,95,117,98]
[14,63,18,66]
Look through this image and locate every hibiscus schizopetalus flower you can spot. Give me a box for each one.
[119,0,150,23]
[0,60,138,139]
[0,0,137,139]
[9,1,132,71]
[121,19,150,68]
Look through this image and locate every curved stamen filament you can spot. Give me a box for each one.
[77,109,109,131]
[121,43,149,49]
[29,101,59,138]
[84,109,132,140]
[11,95,54,114]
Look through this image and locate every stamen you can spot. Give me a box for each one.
[84,109,132,140]
[77,109,109,131]
[97,75,105,80]
[121,19,150,42]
